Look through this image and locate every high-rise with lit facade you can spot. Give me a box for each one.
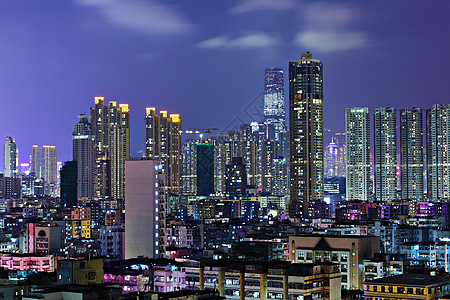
[90,97,130,205]
[374,107,397,201]
[264,68,285,140]
[325,139,338,178]
[346,107,371,201]
[72,115,95,199]
[427,104,450,200]
[400,107,424,200]
[145,108,182,193]
[30,145,40,177]
[41,146,57,186]
[289,52,323,217]
[3,136,17,178]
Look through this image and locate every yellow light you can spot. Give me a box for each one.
[170,114,180,123]
[119,104,129,113]
[160,111,167,118]
[146,107,156,115]
[94,97,104,104]
[109,101,117,107]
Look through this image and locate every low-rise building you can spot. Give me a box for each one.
[364,272,450,299]
[289,235,380,290]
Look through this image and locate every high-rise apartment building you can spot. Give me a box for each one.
[225,157,247,199]
[125,158,165,259]
[400,107,424,200]
[3,136,17,178]
[41,146,57,186]
[144,108,181,193]
[72,114,95,199]
[90,97,130,204]
[289,52,324,217]
[374,107,397,201]
[30,145,40,177]
[264,68,285,140]
[427,104,450,200]
[181,140,197,195]
[346,108,371,201]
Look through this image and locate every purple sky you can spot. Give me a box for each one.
[0,0,449,166]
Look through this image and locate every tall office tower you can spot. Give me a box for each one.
[90,98,130,203]
[325,139,338,178]
[289,52,324,217]
[346,108,371,201]
[374,107,397,201]
[30,145,40,177]
[181,140,197,195]
[196,142,214,196]
[72,115,95,199]
[264,68,285,140]
[427,104,450,200]
[400,107,424,200]
[3,136,17,178]
[225,157,247,199]
[144,108,182,193]
[60,161,78,207]
[125,158,165,259]
[41,146,57,186]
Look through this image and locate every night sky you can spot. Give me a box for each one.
[0,0,449,166]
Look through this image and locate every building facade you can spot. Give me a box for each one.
[145,108,182,193]
[427,104,450,200]
[3,136,17,178]
[125,158,166,259]
[264,68,285,140]
[400,107,424,200]
[374,107,397,201]
[346,107,371,201]
[72,114,95,199]
[289,52,324,217]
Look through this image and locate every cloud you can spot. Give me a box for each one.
[231,0,295,14]
[196,32,279,49]
[295,30,368,52]
[294,2,370,53]
[76,0,192,35]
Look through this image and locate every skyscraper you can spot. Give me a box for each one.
[3,136,17,178]
[144,108,182,193]
[181,140,197,195]
[60,161,77,207]
[325,139,338,178]
[427,104,450,200]
[90,97,130,204]
[400,107,424,200]
[72,114,95,199]
[196,142,214,196]
[125,158,165,259]
[225,157,247,199]
[374,107,397,201]
[289,52,324,217]
[264,68,285,140]
[30,145,40,177]
[41,146,57,186]
[346,107,371,201]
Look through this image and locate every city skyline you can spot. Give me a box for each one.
[0,1,448,164]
